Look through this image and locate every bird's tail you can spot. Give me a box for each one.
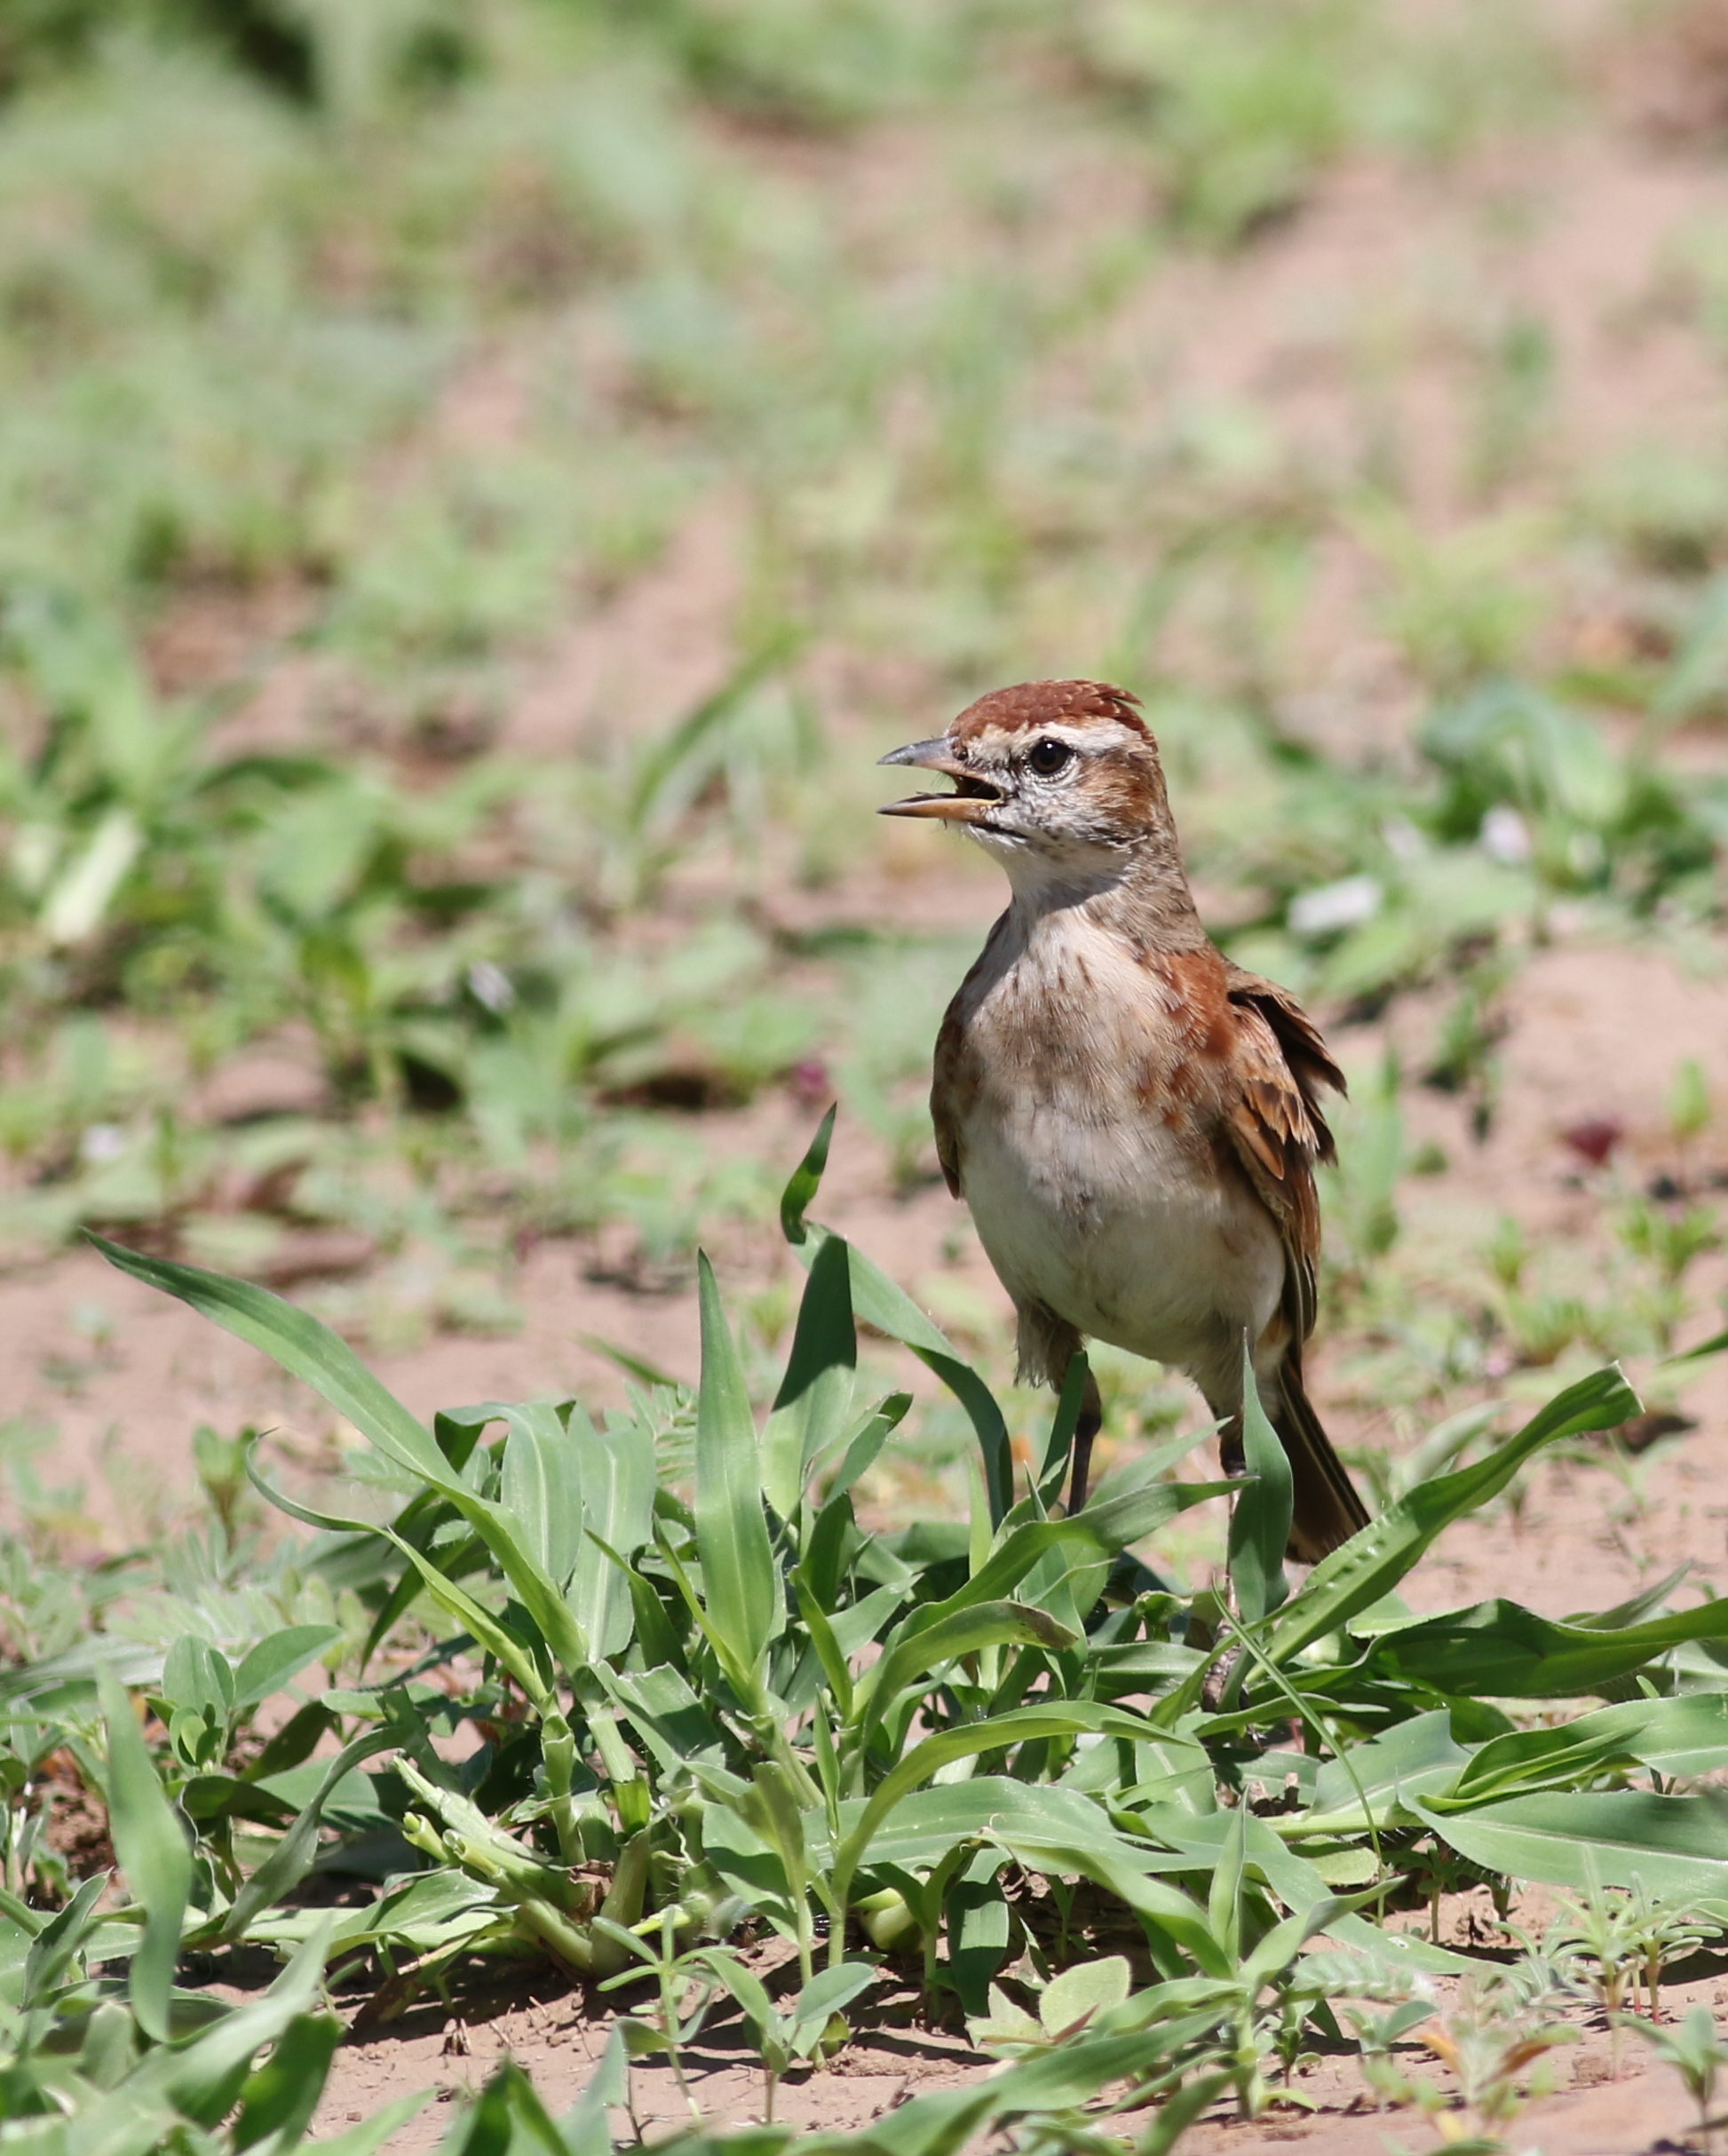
[1272,1360,1370,1564]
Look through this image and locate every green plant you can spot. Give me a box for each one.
[1621,2003,1728,2150]
[1413,1976,1576,2152]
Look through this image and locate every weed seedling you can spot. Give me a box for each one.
[1416,1977,1577,2150]
[1620,2003,1728,2148]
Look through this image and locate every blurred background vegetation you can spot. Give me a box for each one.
[7,0,1728,1510]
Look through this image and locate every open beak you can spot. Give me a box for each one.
[877,737,1003,823]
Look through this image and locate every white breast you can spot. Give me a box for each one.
[949,916,1284,1376]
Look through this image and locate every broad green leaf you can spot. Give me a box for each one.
[568,1406,655,1661]
[793,1222,1014,1526]
[138,1922,331,2121]
[232,1625,343,1711]
[102,1240,591,1679]
[761,1231,855,1522]
[1414,1788,1728,1900]
[694,1252,781,1679]
[1264,1364,1639,1663]
[1367,1595,1728,1697]
[693,1945,782,2050]
[1293,1709,1468,1835]
[161,1636,234,1722]
[828,1705,1159,1930]
[990,1827,1233,1979]
[1446,1694,1728,1807]
[813,1774,1164,1875]
[855,1599,1078,1752]
[779,1105,836,1246]
[91,1237,448,1483]
[1137,1802,1476,1976]
[1038,1955,1131,2038]
[224,1725,401,1939]
[908,1458,1237,1635]
[498,1404,585,1592]
[1226,1345,1290,1622]
[97,1663,192,2042]
[789,1961,877,2049]
[230,2009,340,2148]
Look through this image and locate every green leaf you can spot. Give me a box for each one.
[820,1393,912,1509]
[694,1251,780,1681]
[1207,1803,1248,1963]
[91,1236,448,1483]
[567,1406,655,1661]
[794,1223,1014,1526]
[913,1455,1236,1630]
[246,1456,553,1708]
[1226,1344,1290,1622]
[780,1106,836,1245]
[1367,1595,1728,1698]
[789,1960,877,2051]
[827,1704,1158,1934]
[231,2009,340,2149]
[97,1663,191,2042]
[225,1725,401,1939]
[1038,1955,1131,2039]
[161,1636,234,1723]
[432,2057,570,2156]
[143,1925,333,2125]
[100,1239,591,1679]
[761,1233,856,1523]
[559,2025,630,2156]
[21,1873,107,2009]
[498,1404,585,1592]
[855,1600,1078,1752]
[232,1625,343,1711]
[1264,1365,1639,1663]
[1294,1709,1468,1835]
[1445,1693,1728,1807]
[1413,1788,1728,1900]
[304,2091,433,2156]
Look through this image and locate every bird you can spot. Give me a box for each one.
[877,678,1369,1561]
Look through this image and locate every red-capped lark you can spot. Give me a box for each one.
[880,678,1368,1558]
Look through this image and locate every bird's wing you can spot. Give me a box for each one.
[930,1001,967,1198]
[1220,966,1346,1342]
[1225,963,1346,1161]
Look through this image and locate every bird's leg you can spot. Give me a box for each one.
[1066,1362,1103,1515]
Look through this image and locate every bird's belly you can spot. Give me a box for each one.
[958,1100,1282,1366]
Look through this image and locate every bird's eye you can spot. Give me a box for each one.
[1026,737,1073,776]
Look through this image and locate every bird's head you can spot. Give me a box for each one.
[878,679,1181,899]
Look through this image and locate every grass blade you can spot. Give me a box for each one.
[97,1663,191,2041]
[694,1251,780,1681]
[1263,1364,1639,1663]
[1226,1343,1290,1622]
[761,1232,856,1523]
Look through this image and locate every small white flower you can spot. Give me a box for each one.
[1381,816,1425,865]
[80,1123,128,1164]
[468,961,516,1013]
[1289,874,1383,937]
[1479,804,1532,865]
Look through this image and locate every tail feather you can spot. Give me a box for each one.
[1272,1362,1369,1564]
